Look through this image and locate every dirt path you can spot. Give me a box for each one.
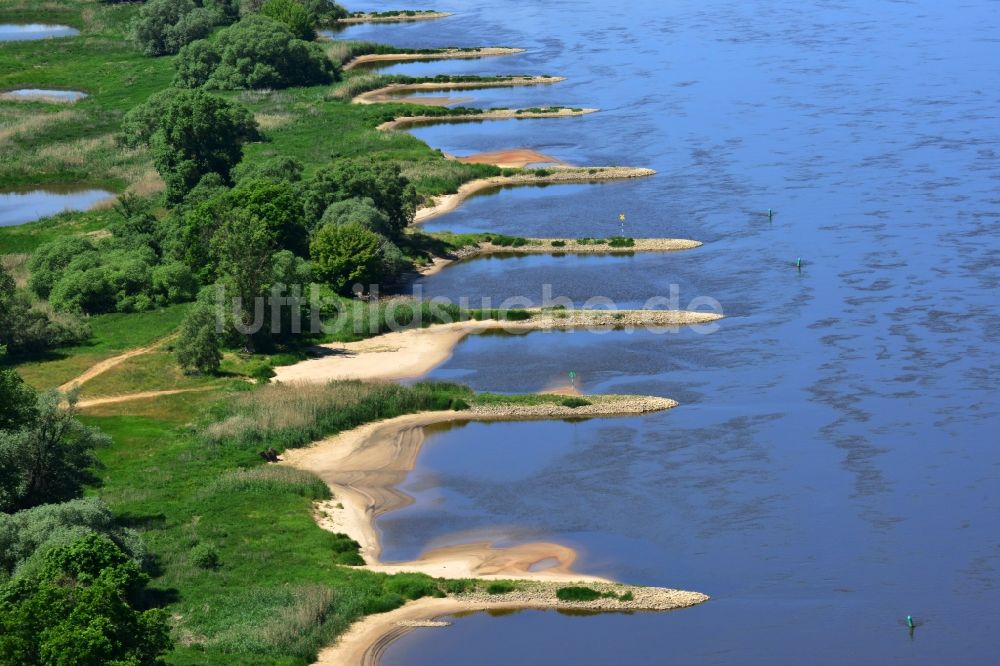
[76,387,211,409]
[58,336,176,393]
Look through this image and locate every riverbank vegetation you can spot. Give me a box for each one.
[0,0,642,661]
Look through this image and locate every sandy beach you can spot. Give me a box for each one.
[271,308,722,385]
[343,47,523,70]
[282,399,707,664]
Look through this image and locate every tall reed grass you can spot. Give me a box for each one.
[202,380,473,450]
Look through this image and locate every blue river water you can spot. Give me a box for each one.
[335,1,1000,663]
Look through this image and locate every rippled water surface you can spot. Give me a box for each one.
[338,0,1000,663]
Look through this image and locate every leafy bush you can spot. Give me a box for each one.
[319,197,393,236]
[0,393,110,513]
[152,89,261,202]
[385,573,443,600]
[260,0,315,40]
[555,586,602,601]
[302,160,417,235]
[330,533,364,565]
[608,236,636,248]
[551,240,566,247]
[487,234,527,248]
[174,15,338,90]
[176,296,222,374]
[0,534,171,665]
[310,223,399,295]
[132,0,221,56]
[561,397,591,408]
[2,263,89,353]
[0,498,144,580]
[486,582,516,595]
[190,542,221,569]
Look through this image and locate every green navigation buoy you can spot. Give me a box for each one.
[568,370,577,389]
[796,257,802,270]
[907,615,915,629]
[768,208,773,221]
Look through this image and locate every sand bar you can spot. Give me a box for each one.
[455,148,564,168]
[377,107,597,131]
[337,11,454,25]
[353,76,564,104]
[344,47,523,71]
[414,166,657,223]
[272,309,721,385]
[415,236,702,277]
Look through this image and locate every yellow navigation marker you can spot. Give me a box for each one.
[619,213,626,221]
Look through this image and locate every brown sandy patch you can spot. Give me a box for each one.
[456,148,564,168]
[344,47,522,71]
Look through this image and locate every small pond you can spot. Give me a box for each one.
[0,89,88,103]
[0,24,79,41]
[0,188,115,227]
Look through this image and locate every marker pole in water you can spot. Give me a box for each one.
[796,257,802,270]
[569,370,577,390]
[907,615,915,629]
[768,208,773,221]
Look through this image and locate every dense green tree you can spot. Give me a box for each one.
[150,89,260,202]
[0,533,171,665]
[132,0,219,56]
[302,160,417,236]
[300,0,348,23]
[310,222,392,294]
[260,0,315,40]
[0,392,109,514]
[174,15,338,90]
[2,264,90,355]
[175,295,222,374]
[27,237,97,300]
[233,155,304,183]
[319,196,393,236]
[171,177,308,282]
[0,498,144,580]
[212,208,281,349]
[0,370,35,433]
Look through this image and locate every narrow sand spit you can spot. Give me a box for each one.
[337,11,454,25]
[377,107,597,132]
[413,236,703,278]
[352,76,564,104]
[343,47,523,71]
[282,402,708,665]
[414,166,657,223]
[271,309,722,385]
[455,148,564,168]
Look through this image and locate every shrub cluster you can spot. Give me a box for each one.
[175,15,338,90]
